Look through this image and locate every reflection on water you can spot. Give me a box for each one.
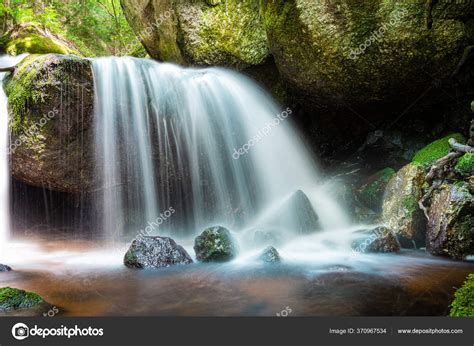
[0,237,472,316]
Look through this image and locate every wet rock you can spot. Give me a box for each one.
[0,264,11,272]
[124,236,193,269]
[357,168,396,212]
[351,226,401,253]
[382,163,426,246]
[0,287,45,312]
[5,54,95,193]
[259,246,281,263]
[426,183,474,260]
[194,226,237,262]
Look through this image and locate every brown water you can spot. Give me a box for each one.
[0,239,472,317]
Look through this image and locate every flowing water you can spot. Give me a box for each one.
[91,57,349,247]
[0,55,27,252]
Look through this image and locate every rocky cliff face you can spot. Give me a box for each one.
[4,54,95,193]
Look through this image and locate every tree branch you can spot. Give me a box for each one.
[0,66,15,73]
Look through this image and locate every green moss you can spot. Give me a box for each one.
[192,0,269,66]
[450,274,474,316]
[5,34,75,55]
[0,287,44,311]
[455,153,474,176]
[412,133,466,168]
[402,195,419,215]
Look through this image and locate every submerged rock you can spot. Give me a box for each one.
[124,236,193,269]
[259,246,281,263]
[0,264,11,272]
[0,287,45,312]
[351,226,401,253]
[5,54,95,193]
[426,183,474,260]
[382,163,426,246]
[194,226,237,262]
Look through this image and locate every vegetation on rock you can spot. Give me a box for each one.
[0,287,44,311]
[412,133,466,168]
[194,226,237,262]
[450,274,474,317]
[455,153,474,176]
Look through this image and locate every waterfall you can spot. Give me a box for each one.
[0,55,27,251]
[92,57,349,243]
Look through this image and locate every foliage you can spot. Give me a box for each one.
[455,153,474,176]
[0,0,140,56]
[0,287,44,311]
[450,274,474,317]
[412,133,466,168]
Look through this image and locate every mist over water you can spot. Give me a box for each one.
[91,57,350,249]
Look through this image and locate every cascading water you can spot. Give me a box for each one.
[0,55,27,252]
[92,57,350,250]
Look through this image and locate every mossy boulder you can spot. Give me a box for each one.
[450,274,474,317]
[4,54,95,193]
[382,163,426,246]
[357,168,396,212]
[124,236,193,269]
[194,226,237,262]
[0,23,80,56]
[120,0,269,68]
[261,0,474,112]
[455,153,474,177]
[412,133,466,168]
[0,287,44,312]
[426,183,474,260]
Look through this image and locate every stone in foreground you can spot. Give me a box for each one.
[427,183,474,260]
[0,287,44,312]
[194,226,237,262]
[0,264,12,272]
[124,236,193,269]
[351,227,401,253]
[259,246,281,263]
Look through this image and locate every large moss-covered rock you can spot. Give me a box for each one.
[455,153,474,177]
[450,274,474,317]
[120,0,269,68]
[124,236,193,269]
[4,54,95,193]
[261,0,474,111]
[426,183,474,260]
[382,163,426,246]
[0,287,44,312]
[194,226,237,262]
[0,23,80,56]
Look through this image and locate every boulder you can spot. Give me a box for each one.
[120,0,269,68]
[124,236,193,268]
[0,287,45,312]
[351,226,401,253]
[426,183,474,260]
[449,273,474,317]
[4,54,95,193]
[0,23,80,56]
[194,226,237,262]
[0,264,11,272]
[382,163,427,246]
[259,246,281,263]
[262,0,474,111]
